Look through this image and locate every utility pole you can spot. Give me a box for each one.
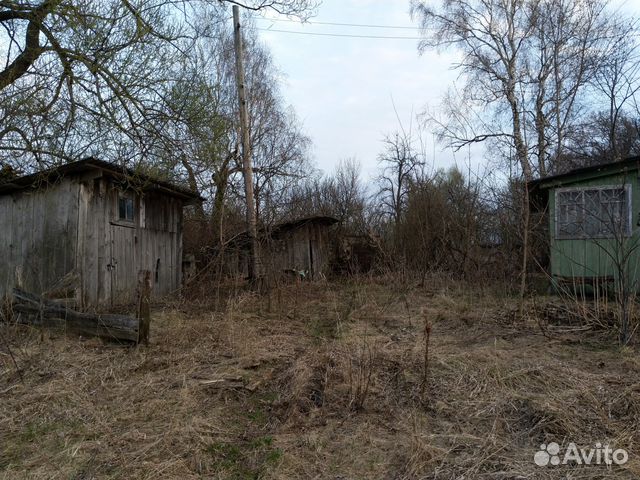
[232,5,259,282]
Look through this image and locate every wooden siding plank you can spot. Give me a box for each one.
[0,196,13,296]
[0,179,80,299]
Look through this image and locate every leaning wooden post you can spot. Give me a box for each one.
[137,270,151,345]
[233,5,260,283]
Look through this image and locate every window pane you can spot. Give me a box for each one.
[600,188,626,236]
[557,190,583,237]
[584,190,601,237]
[118,197,127,220]
[126,198,134,220]
[556,187,629,239]
[119,196,134,221]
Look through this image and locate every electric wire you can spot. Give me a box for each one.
[255,17,420,30]
[255,28,423,40]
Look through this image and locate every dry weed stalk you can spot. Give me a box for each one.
[420,310,431,399]
[218,291,260,357]
[332,288,361,338]
[404,414,445,478]
[0,328,23,385]
[347,337,378,412]
[548,269,640,344]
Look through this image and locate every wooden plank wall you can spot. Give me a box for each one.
[77,177,110,308]
[140,192,182,298]
[0,178,80,299]
[309,223,333,278]
[79,181,183,307]
[265,223,335,279]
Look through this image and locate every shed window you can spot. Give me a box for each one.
[556,186,630,239]
[118,195,135,222]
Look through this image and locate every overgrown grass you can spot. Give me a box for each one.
[1,275,639,479]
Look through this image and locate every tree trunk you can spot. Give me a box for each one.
[212,157,232,245]
[181,157,205,219]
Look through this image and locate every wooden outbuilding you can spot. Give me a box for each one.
[0,158,201,308]
[224,215,339,280]
[529,156,640,291]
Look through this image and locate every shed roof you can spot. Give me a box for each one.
[225,215,340,249]
[528,156,640,191]
[0,157,203,203]
[271,215,339,234]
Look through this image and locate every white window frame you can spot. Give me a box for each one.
[554,184,632,240]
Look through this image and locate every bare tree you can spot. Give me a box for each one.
[144,9,312,229]
[589,24,640,162]
[281,158,367,232]
[412,0,631,180]
[412,0,635,298]
[0,0,317,168]
[567,111,640,167]
[400,167,489,282]
[376,131,424,226]
[327,158,367,232]
[412,0,534,179]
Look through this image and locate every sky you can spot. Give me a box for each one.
[253,0,640,181]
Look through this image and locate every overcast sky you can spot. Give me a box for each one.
[254,0,640,180]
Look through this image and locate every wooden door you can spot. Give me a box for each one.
[109,224,137,305]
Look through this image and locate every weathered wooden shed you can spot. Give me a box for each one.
[224,216,339,280]
[0,158,201,308]
[529,157,640,289]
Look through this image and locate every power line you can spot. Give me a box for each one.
[255,17,420,30]
[256,28,423,40]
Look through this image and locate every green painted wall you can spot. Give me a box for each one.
[546,171,640,285]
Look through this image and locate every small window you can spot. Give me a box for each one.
[556,186,630,239]
[118,195,135,222]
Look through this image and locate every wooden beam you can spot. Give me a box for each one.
[137,270,151,345]
[10,288,139,343]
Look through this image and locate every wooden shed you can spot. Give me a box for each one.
[224,216,339,280]
[0,158,201,308]
[529,157,640,290]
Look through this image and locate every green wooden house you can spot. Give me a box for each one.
[530,157,640,290]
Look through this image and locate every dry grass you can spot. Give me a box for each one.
[1,277,640,479]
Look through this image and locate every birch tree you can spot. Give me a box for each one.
[412,0,636,297]
[411,0,630,180]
